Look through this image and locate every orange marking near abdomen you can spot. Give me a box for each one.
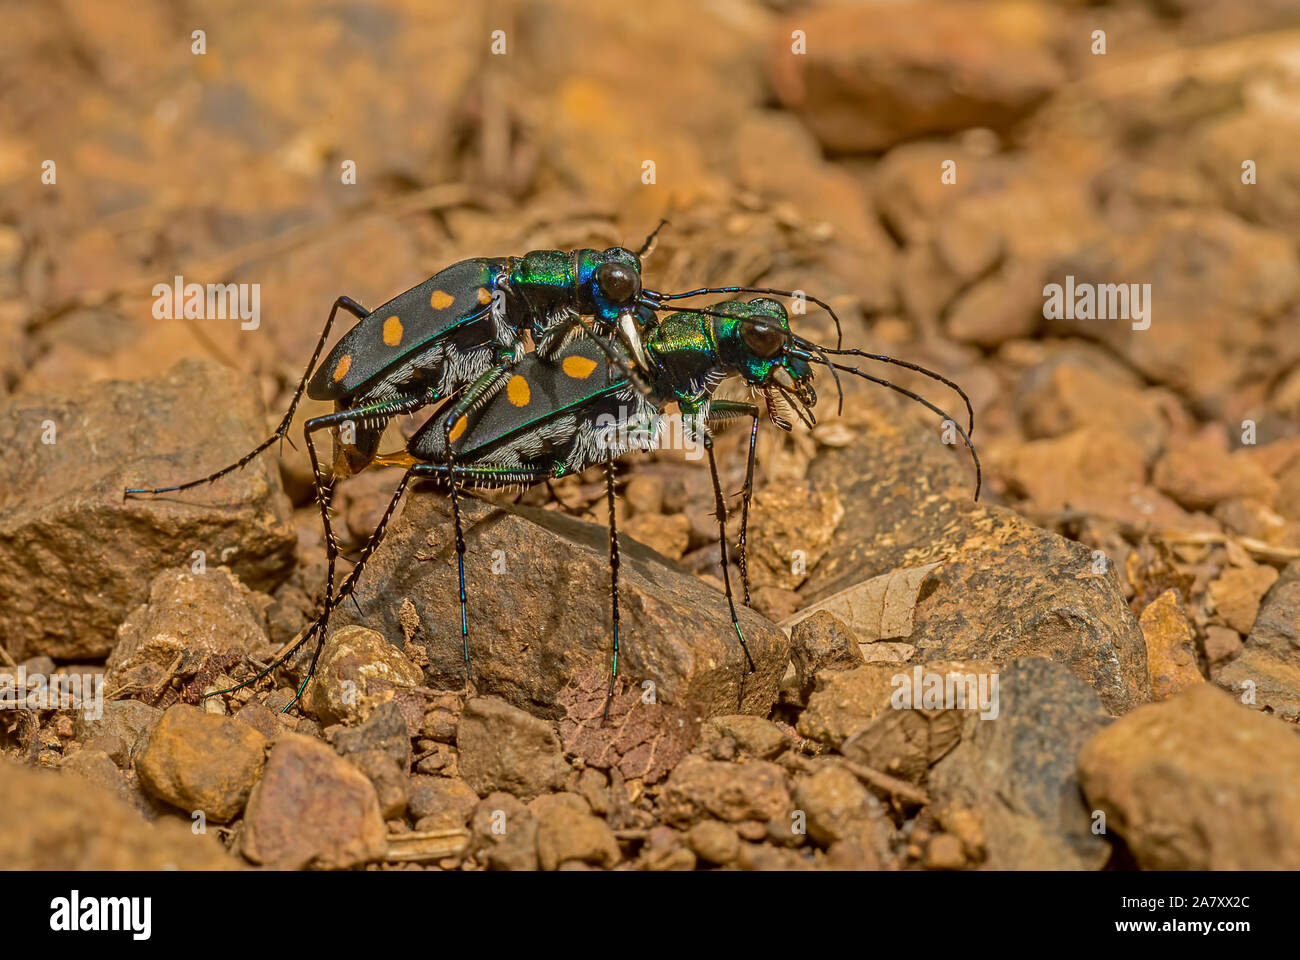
[383,315,403,346]
[506,374,530,407]
[562,355,598,379]
[430,289,454,310]
[332,354,352,382]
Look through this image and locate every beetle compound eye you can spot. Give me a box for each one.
[741,320,786,359]
[596,262,638,304]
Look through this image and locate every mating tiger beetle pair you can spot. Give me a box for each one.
[125,224,980,719]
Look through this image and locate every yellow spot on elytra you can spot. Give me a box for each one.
[332,354,352,382]
[382,315,403,346]
[448,416,468,443]
[562,355,598,379]
[477,287,492,305]
[507,375,530,407]
[430,289,454,310]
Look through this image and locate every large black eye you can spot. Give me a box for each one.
[741,320,786,358]
[595,262,638,304]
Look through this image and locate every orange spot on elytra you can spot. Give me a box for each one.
[332,354,352,382]
[430,289,454,310]
[382,315,403,346]
[448,416,468,443]
[562,355,598,379]
[477,287,492,305]
[506,375,530,407]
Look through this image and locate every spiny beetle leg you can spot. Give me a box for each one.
[124,295,368,497]
[301,392,429,663]
[604,461,621,722]
[704,430,757,674]
[707,400,760,608]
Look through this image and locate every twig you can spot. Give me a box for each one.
[841,759,930,806]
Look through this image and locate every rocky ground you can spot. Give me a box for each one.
[3,0,1300,870]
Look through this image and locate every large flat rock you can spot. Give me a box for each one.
[332,488,790,720]
[802,426,1150,714]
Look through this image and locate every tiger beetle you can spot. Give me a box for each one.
[125,227,673,655]
[205,296,980,718]
[123,222,857,700]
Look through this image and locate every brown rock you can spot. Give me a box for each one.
[136,704,267,823]
[805,427,1150,714]
[0,358,296,661]
[456,697,566,800]
[928,658,1111,870]
[1139,590,1205,701]
[749,585,801,623]
[348,750,410,820]
[331,700,414,769]
[73,699,161,760]
[1078,685,1300,869]
[770,1,1064,153]
[861,642,915,663]
[1203,625,1242,665]
[641,824,696,872]
[1016,358,1172,463]
[332,495,789,719]
[242,732,387,869]
[747,479,843,590]
[61,748,141,812]
[623,474,664,516]
[798,661,994,776]
[791,763,892,863]
[622,512,691,561]
[687,820,741,866]
[105,566,272,700]
[1000,426,1150,518]
[1050,211,1300,418]
[923,833,966,870]
[0,757,234,868]
[409,775,478,829]
[530,792,620,870]
[558,669,702,785]
[1211,562,1300,718]
[234,700,282,741]
[1208,562,1279,635]
[705,715,788,760]
[471,792,538,871]
[659,755,791,825]
[1214,649,1300,721]
[301,625,423,726]
[788,610,865,700]
[1155,432,1278,513]
[945,260,1043,348]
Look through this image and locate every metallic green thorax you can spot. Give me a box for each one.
[510,247,642,324]
[644,297,811,410]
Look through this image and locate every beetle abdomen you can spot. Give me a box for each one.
[307,257,507,402]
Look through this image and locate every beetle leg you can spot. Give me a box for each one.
[706,400,761,608]
[703,427,757,675]
[125,295,369,497]
[301,393,430,667]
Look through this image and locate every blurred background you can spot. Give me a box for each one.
[4,0,1300,658]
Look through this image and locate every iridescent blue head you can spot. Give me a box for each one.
[576,247,642,323]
